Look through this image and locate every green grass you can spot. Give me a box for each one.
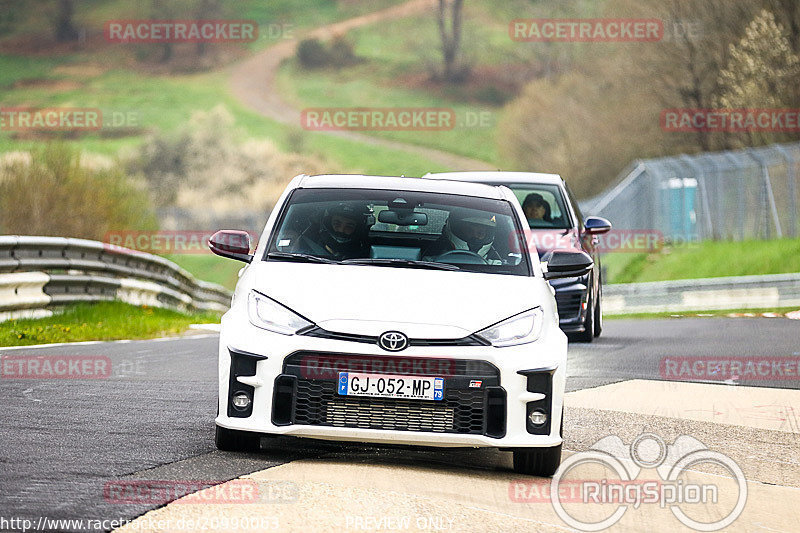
[275,7,508,166]
[606,306,800,320]
[164,254,244,291]
[272,0,610,167]
[0,67,446,174]
[278,61,500,165]
[0,62,447,174]
[601,237,800,284]
[0,55,71,88]
[0,301,220,347]
[0,0,447,175]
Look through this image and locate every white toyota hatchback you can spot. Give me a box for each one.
[208,174,592,476]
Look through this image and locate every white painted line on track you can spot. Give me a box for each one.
[190,323,221,332]
[0,333,218,351]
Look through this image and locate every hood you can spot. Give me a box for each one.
[245,261,547,338]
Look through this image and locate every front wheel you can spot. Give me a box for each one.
[215,425,262,452]
[594,287,603,337]
[571,291,595,343]
[513,445,563,477]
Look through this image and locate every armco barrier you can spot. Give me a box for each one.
[603,273,800,314]
[0,236,232,321]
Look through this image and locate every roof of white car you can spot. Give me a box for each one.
[296,174,511,200]
[423,171,564,186]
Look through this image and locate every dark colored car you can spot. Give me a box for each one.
[424,172,612,342]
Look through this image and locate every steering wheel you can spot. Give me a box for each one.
[435,249,488,265]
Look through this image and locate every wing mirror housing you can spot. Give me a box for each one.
[584,216,612,235]
[541,250,593,280]
[209,230,253,263]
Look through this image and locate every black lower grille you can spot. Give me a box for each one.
[278,352,505,437]
[293,379,486,434]
[555,291,583,320]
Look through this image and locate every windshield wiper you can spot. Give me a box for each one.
[267,251,338,264]
[340,258,460,271]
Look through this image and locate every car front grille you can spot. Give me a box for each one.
[274,352,506,438]
[555,291,583,321]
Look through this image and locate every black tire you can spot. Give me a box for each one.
[571,291,595,343]
[215,425,262,452]
[593,286,603,337]
[513,445,563,477]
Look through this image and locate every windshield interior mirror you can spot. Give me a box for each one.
[378,210,428,226]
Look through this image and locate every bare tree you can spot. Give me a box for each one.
[437,0,465,82]
[54,0,79,41]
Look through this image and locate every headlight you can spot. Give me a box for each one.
[248,290,314,335]
[475,308,544,347]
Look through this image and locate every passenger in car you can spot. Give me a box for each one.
[423,208,503,264]
[522,193,552,223]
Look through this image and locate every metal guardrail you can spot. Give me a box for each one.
[603,273,800,314]
[0,236,232,322]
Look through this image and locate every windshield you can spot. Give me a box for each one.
[265,188,530,276]
[503,184,572,230]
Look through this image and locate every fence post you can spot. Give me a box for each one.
[680,154,715,240]
[774,144,798,238]
[747,148,783,239]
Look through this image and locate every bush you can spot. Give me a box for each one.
[296,35,359,69]
[328,35,358,67]
[297,38,330,68]
[125,105,331,227]
[0,144,157,240]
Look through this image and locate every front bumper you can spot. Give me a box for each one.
[215,315,567,449]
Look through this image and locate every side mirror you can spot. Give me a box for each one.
[584,216,612,235]
[209,230,253,263]
[541,250,593,280]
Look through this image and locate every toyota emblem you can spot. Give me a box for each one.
[378,331,409,352]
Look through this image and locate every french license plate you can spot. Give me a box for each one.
[337,372,444,401]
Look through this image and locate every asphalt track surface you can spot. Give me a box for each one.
[0,317,798,531]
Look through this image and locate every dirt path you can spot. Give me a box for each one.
[228,0,495,172]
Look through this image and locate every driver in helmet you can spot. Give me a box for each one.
[315,202,371,260]
[424,208,503,264]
